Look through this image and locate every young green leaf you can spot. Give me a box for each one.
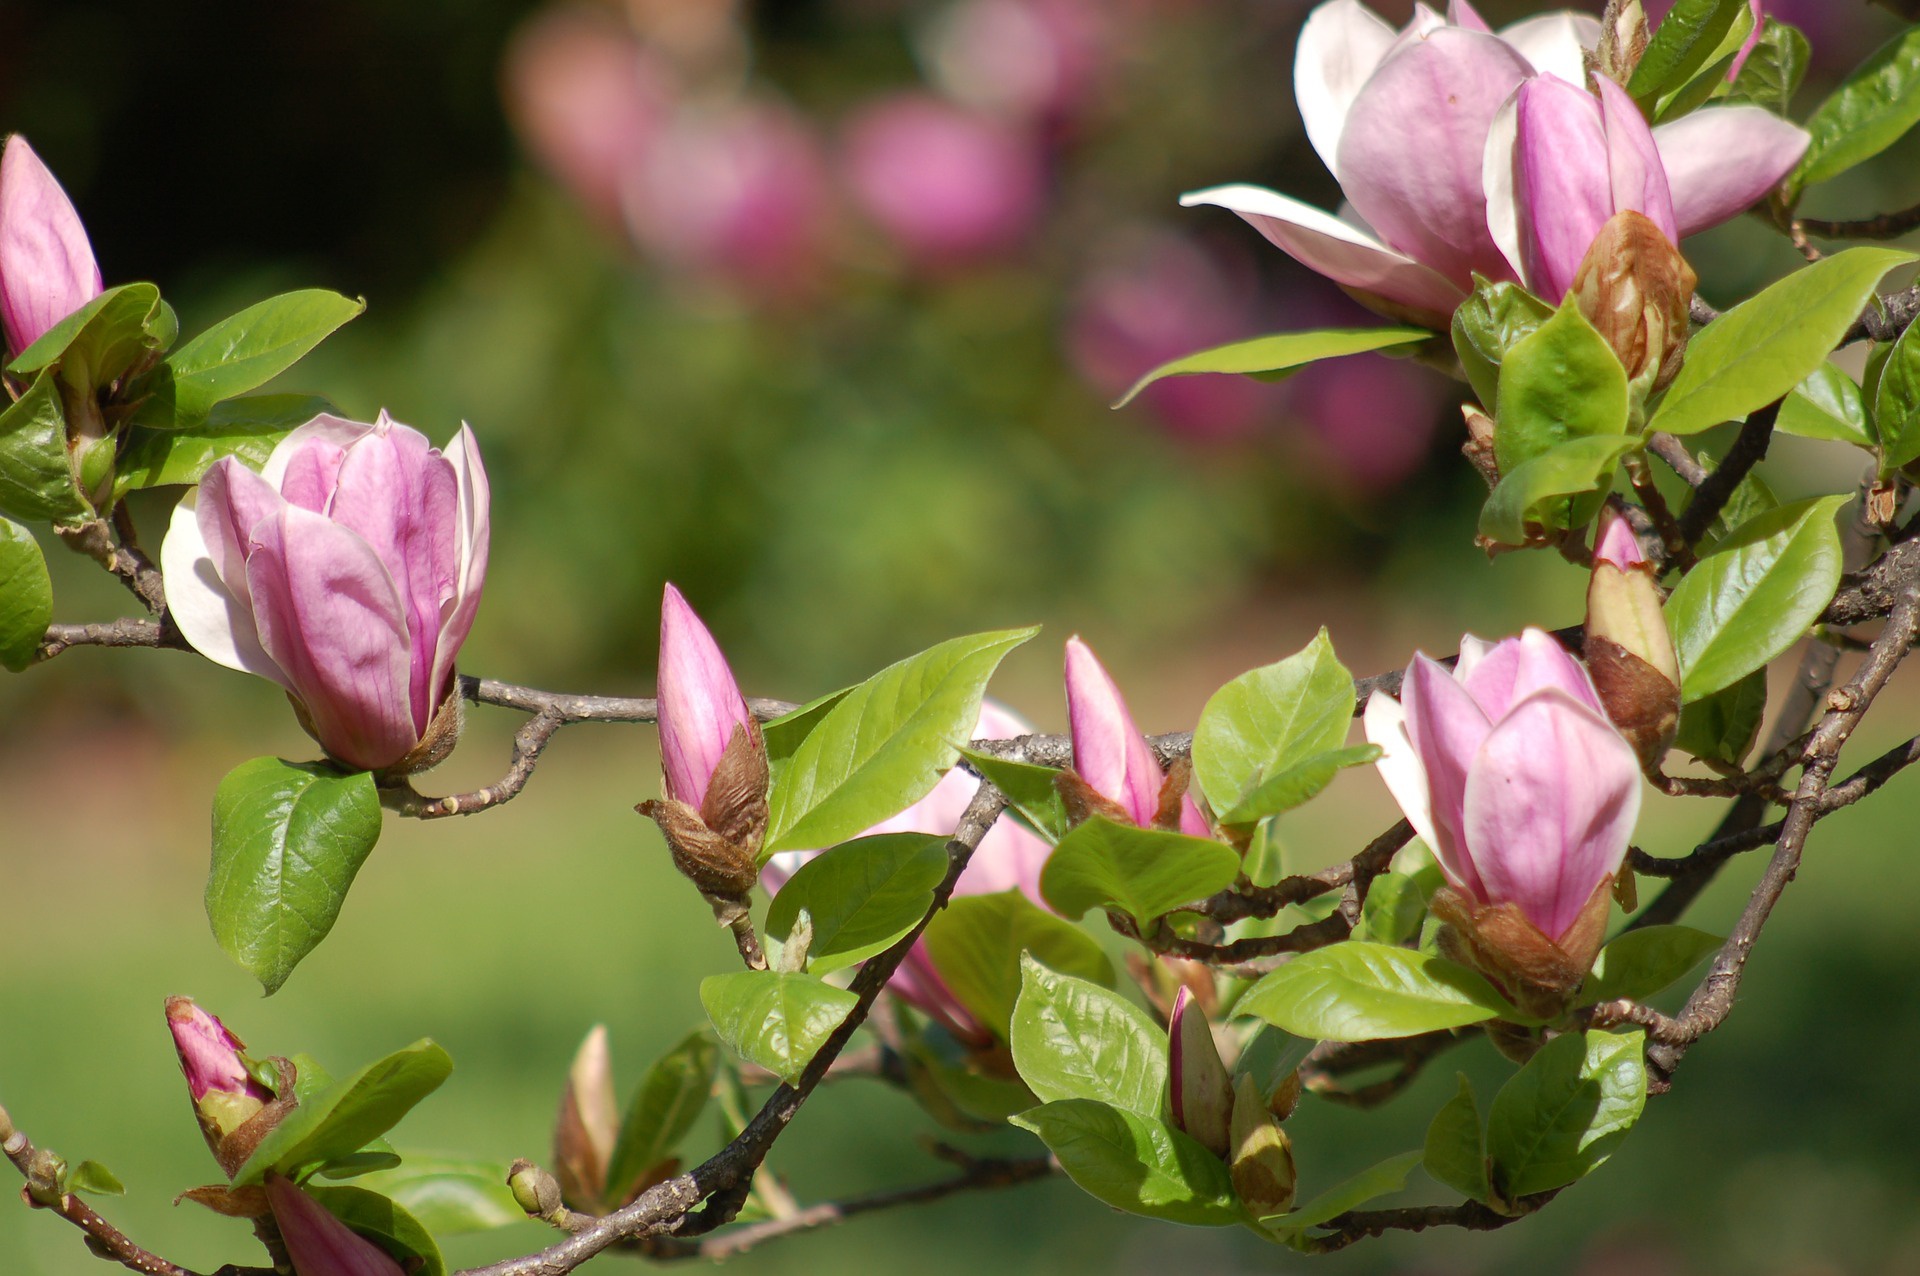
[700,971,858,1086]
[1790,26,1920,196]
[956,748,1069,842]
[1775,364,1873,449]
[233,1041,454,1186]
[1478,435,1638,546]
[0,517,52,672]
[1009,955,1167,1116]
[605,1030,719,1202]
[130,290,364,431]
[922,890,1112,1040]
[1009,1100,1241,1226]
[1353,866,1443,947]
[303,1185,446,1276]
[1039,816,1241,926]
[1493,301,1630,475]
[1235,942,1515,1041]
[115,394,335,495]
[10,282,171,391]
[1215,746,1380,826]
[764,627,1037,854]
[1724,19,1811,116]
[206,757,383,995]
[1259,1151,1424,1235]
[0,371,87,524]
[1649,249,1916,438]
[66,1161,126,1197]
[1666,494,1850,702]
[1114,327,1430,408]
[1486,1030,1648,1199]
[1578,926,1723,1006]
[1193,628,1354,817]
[1672,667,1767,767]
[1875,313,1920,473]
[764,833,947,974]
[1627,0,1747,103]
[353,1155,525,1235]
[1649,2,1756,124]
[1452,278,1553,410]
[1423,1076,1491,1206]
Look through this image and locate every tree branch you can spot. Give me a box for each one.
[1675,403,1779,547]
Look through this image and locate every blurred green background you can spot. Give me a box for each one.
[3,0,1919,1271]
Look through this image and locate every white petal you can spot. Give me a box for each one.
[1453,633,1498,684]
[1655,105,1811,239]
[1294,0,1398,179]
[159,490,286,683]
[1364,689,1443,856]
[1481,88,1529,284]
[1498,12,1601,86]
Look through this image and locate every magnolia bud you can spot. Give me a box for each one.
[1267,1069,1303,1123]
[509,1159,565,1219]
[1597,0,1649,87]
[552,1026,617,1213]
[1430,877,1614,1021]
[1168,988,1233,1159]
[1585,504,1680,771]
[1571,211,1697,392]
[1228,1074,1296,1217]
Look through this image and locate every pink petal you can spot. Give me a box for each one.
[1064,637,1163,827]
[1726,0,1765,82]
[1654,105,1809,239]
[161,488,285,684]
[1335,27,1533,289]
[1293,0,1399,177]
[1464,628,1604,718]
[1447,0,1491,32]
[1515,74,1613,300]
[658,584,752,809]
[1178,184,1466,326]
[1462,688,1641,941]
[0,136,102,357]
[1399,652,1494,899]
[262,414,377,501]
[245,507,419,772]
[892,942,991,1047]
[1596,74,1677,245]
[1593,504,1648,570]
[266,1176,405,1276]
[165,998,268,1103]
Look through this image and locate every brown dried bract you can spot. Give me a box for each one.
[1571,210,1697,391]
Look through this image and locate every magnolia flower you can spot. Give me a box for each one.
[1064,636,1208,837]
[1182,0,1807,325]
[1364,629,1641,948]
[166,997,270,1147]
[0,135,103,358]
[266,1174,405,1276]
[764,701,1050,1046]
[161,412,490,773]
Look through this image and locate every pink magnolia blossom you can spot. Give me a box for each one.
[266,1175,405,1276]
[656,583,754,810]
[1363,628,1641,943]
[1065,636,1208,837]
[841,94,1048,268]
[763,701,1050,1047]
[0,135,103,357]
[161,413,490,773]
[921,0,1109,125]
[1181,0,1807,325]
[166,997,268,1105]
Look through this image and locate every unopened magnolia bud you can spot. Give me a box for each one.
[26,1148,65,1206]
[638,796,761,898]
[552,1026,617,1212]
[509,1159,564,1219]
[1597,0,1649,86]
[1168,988,1233,1159]
[1571,211,1697,392]
[1585,504,1681,771]
[1266,1069,1303,1123]
[1228,1075,1296,1217]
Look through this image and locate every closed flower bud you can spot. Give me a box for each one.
[0,136,102,359]
[552,1026,618,1213]
[1584,504,1681,770]
[161,412,490,775]
[1571,210,1697,391]
[1168,988,1233,1159]
[166,998,273,1150]
[1597,1,1649,87]
[265,1174,404,1276]
[1063,637,1208,836]
[508,1159,565,1220]
[1228,1074,1296,1217]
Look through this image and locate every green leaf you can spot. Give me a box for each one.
[354,1155,525,1234]
[1193,628,1355,819]
[700,970,858,1086]
[205,757,383,995]
[1261,1151,1424,1234]
[0,516,51,672]
[315,1152,405,1180]
[115,394,334,494]
[1452,278,1553,410]
[1217,746,1380,826]
[922,890,1112,1040]
[1479,435,1638,546]
[1649,2,1757,124]
[130,291,364,430]
[957,747,1069,842]
[606,1030,719,1201]
[233,1041,454,1187]
[1628,0,1746,102]
[1673,667,1767,766]
[0,370,86,524]
[1009,955,1167,1116]
[1650,249,1917,438]
[1423,1076,1490,1206]
[1776,364,1873,449]
[765,833,947,974]
[1876,314,1920,473]
[304,1186,445,1276]
[1666,494,1850,702]
[1578,926,1722,1006]
[1724,19,1811,116]
[764,627,1037,854]
[1040,816,1241,926]
[1114,327,1430,408]
[1790,27,1920,196]
[1494,301,1630,475]
[10,283,171,391]
[1486,1030,1647,1199]
[1353,866,1443,947]
[1235,942,1515,1041]
[66,1161,125,1197]
[1010,1100,1241,1226]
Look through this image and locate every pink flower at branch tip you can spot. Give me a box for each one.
[266,1174,406,1276]
[1363,628,1642,945]
[1180,0,1806,325]
[166,997,269,1105]
[161,412,490,774]
[1065,636,1208,837]
[0,135,103,358]
[656,583,755,811]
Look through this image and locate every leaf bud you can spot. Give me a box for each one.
[25,1147,65,1206]
[1584,503,1680,771]
[552,1026,617,1213]
[1228,1074,1296,1217]
[1266,1068,1303,1123]
[1167,988,1233,1159]
[509,1159,565,1220]
[1570,211,1697,393]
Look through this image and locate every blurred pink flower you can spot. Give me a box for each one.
[921,0,1110,125]
[841,94,1048,269]
[1285,349,1445,491]
[0,136,102,358]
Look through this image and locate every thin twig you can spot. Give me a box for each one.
[1675,402,1779,547]
[1300,1190,1560,1253]
[1797,204,1920,242]
[1647,433,1709,488]
[1,1115,207,1276]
